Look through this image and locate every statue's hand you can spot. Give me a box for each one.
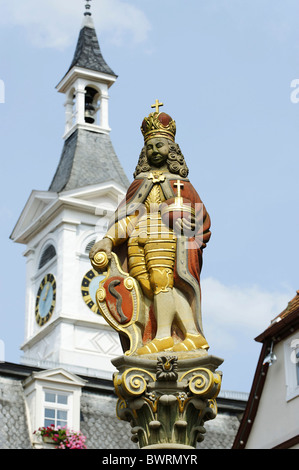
[89,237,113,261]
[174,216,196,237]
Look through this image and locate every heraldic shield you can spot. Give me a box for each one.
[92,252,145,355]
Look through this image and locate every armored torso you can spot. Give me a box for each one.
[128,173,176,298]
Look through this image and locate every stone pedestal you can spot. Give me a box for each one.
[111,351,223,449]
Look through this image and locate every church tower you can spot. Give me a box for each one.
[10,3,129,380]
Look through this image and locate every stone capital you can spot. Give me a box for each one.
[112,353,223,448]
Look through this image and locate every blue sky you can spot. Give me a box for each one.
[0,0,298,393]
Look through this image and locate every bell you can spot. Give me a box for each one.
[84,104,95,124]
[84,86,96,124]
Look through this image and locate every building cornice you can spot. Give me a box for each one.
[255,307,299,344]
[10,182,124,245]
[56,66,116,94]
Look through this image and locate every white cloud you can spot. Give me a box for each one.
[0,0,151,49]
[98,0,151,46]
[201,277,292,352]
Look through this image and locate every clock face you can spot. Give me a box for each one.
[35,274,56,326]
[81,269,104,315]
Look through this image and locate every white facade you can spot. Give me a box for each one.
[9,11,129,381]
[11,183,126,380]
[245,331,299,449]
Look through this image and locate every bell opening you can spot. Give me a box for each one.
[84,86,100,124]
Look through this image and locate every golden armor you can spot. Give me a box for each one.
[128,181,176,298]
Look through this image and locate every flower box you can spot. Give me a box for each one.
[33,425,87,449]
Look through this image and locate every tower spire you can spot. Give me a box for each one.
[84,0,92,16]
[51,3,128,193]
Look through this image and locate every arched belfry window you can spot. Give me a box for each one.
[38,245,56,269]
[85,239,96,254]
[84,86,100,125]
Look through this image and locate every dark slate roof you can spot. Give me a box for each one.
[49,129,130,192]
[0,363,247,450]
[0,372,32,449]
[67,19,116,77]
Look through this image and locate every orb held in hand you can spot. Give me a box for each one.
[160,197,196,237]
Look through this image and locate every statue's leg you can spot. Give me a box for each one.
[172,288,198,335]
[136,272,175,355]
[136,231,177,355]
[172,288,209,352]
[154,290,176,339]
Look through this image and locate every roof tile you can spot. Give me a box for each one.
[68,25,116,76]
[49,129,129,192]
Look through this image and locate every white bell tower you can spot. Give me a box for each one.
[10,3,130,380]
[57,6,116,140]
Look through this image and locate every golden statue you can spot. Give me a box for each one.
[90,103,211,356]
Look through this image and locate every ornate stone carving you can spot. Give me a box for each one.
[111,354,222,449]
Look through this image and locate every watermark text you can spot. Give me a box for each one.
[0,79,4,103]
[290,79,299,103]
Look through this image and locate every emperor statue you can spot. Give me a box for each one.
[90,101,211,356]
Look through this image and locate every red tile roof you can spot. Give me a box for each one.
[255,290,299,343]
[275,290,299,320]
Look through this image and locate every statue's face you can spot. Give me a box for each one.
[146,137,169,167]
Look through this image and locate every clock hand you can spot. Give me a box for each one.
[42,283,50,301]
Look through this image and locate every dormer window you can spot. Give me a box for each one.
[23,368,86,448]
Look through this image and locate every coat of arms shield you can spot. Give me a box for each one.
[95,252,145,355]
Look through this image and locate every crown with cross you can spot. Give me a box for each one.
[141,100,176,143]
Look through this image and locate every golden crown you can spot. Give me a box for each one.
[141,100,176,143]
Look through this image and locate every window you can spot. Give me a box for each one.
[39,245,56,269]
[85,239,96,254]
[284,333,299,401]
[23,368,85,446]
[43,390,70,428]
[295,346,299,386]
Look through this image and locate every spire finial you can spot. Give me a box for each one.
[84,0,92,16]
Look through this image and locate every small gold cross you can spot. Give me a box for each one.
[174,180,184,198]
[151,99,164,113]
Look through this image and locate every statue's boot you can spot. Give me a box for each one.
[136,337,174,355]
[172,333,209,352]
